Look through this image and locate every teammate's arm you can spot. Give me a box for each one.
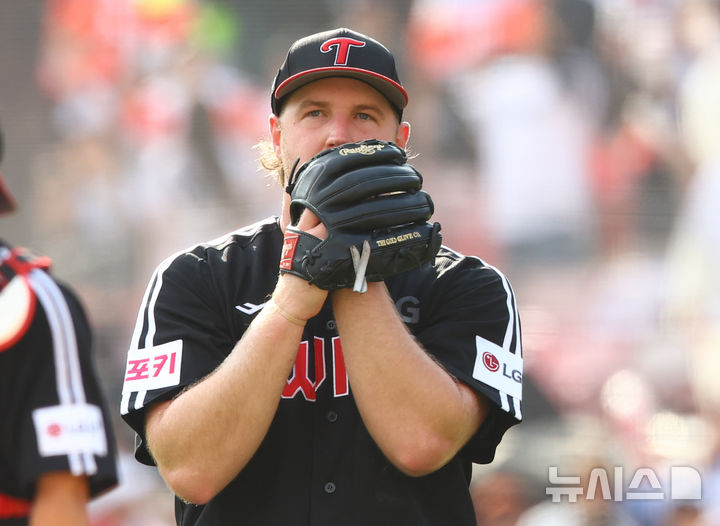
[331,283,488,477]
[30,472,90,526]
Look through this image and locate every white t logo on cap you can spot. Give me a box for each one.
[320,37,366,65]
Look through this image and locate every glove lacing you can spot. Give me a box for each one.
[284,157,302,195]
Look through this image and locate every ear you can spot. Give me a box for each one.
[269,113,282,157]
[396,121,411,149]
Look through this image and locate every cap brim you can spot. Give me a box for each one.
[274,67,408,114]
[0,173,17,214]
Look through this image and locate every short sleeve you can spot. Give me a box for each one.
[412,254,522,463]
[119,250,238,464]
[11,276,118,500]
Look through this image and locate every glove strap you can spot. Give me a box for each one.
[349,241,370,293]
[278,228,328,287]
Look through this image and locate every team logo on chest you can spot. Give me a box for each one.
[282,336,349,401]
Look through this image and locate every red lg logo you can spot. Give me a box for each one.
[482,352,500,372]
[47,423,62,437]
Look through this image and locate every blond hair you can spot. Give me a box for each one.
[254,140,285,187]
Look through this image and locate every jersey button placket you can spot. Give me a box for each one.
[326,410,338,423]
[323,481,336,494]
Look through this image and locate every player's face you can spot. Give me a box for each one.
[270,77,410,176]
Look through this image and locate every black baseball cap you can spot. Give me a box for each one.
[0,128,17,215]
[271,28,408,118]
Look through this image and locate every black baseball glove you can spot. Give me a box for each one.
[279,139,442,291]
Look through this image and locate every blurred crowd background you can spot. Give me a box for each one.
[1,0,719,524]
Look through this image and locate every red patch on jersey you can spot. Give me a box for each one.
[279,232,300,270]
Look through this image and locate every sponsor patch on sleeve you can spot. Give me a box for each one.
[122,339,182,394]
[32,404,108,457]
[472,336,523,400]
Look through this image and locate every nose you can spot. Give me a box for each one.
[324,115,352,149]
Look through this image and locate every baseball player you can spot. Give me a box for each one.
[0,128,118,525]
[120,28,522,525]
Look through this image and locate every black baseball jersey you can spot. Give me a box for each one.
[120,217,522,526]
[0,242,118,525]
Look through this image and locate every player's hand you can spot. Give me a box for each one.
[273,272,328,323]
